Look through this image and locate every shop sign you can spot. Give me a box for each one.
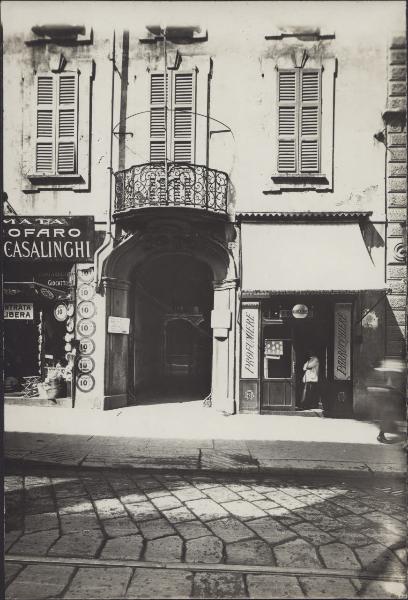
[241,303,259,378]
[334,303,352,381]
[54,304,68,322]
[37,268,74,291]
[79,338,95,355]
[108,316,130,334]
[4,302,34,319]
[77,319,96,337]
[78,283,95,301]
[77,373,95,393]
[78,356,94,374]
[292,304,309,319]
[3,216,94,262]
[78,301,96,319]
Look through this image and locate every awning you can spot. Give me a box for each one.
[241,223,387,294]
[3,282,71,302]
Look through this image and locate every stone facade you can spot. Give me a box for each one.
[385,36,407,357]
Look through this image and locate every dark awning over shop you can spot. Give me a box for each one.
[241,223,387,294]
[4,281,71,302]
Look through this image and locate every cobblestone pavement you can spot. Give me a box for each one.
[5,466,406,599]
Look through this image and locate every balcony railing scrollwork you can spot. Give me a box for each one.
[114,162,229,215]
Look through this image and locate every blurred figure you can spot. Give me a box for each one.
[300,350,320,409]
[366,358,407,444]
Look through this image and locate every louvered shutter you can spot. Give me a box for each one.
[173,72,193,163]
[150,73,167,162]
[300,70,320,173]
[36,75,54,173]
[277,70,297,173]
[57,74,77,173]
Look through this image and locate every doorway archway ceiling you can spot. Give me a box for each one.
[103,227,235,283]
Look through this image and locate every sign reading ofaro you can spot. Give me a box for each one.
[3,216,94,262]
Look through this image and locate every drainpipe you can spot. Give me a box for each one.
[95,30,116,285]
[118,30,130,170]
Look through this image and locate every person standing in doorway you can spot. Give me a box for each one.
[300,350,320,409]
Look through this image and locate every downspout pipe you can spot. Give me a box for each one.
[95,30,116,285]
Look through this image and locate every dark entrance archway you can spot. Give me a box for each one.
[101,221,238,412]
[129,254,213,404]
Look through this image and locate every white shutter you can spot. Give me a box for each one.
[173,72,193,163]
[300,70,320,173]
[36,76,54,173]
[277,70,297,172]
[57,74,77,173]
[150,73,167,162]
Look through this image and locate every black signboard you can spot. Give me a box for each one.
[3,216,94,262]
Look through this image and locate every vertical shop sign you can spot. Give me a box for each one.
[334,303,352,381]
[241,303,259,378]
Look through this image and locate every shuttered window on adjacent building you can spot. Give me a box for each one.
[35,73,78,174]
[149,71,194,163]
[277,68,321,174]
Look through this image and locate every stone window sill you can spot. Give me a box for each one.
[265,174,331,193]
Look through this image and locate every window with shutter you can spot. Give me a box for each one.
[57,75,77,173]
[149,71,194,164]
[300,70,320,173]
[34,73,78,175]
[173,73,193,162]
[150,73,167,162]
[277,68,321,175]
[36,76,54,173]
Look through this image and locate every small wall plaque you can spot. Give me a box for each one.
[108,316,130,334]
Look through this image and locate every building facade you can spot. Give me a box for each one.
[3,2,406,418]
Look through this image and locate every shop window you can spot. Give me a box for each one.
[264,338,292,379]
[150,71,195,163]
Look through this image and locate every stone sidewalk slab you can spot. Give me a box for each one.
[5,430,406,477]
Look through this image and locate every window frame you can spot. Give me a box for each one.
[276,67,322,176]
[33,72,79,177]
[265,53,336,192]
[149,69,196,164]
[23,59,93,192]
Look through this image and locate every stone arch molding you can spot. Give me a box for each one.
[102,229,237,284]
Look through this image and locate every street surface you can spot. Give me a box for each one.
[5,465,406,599]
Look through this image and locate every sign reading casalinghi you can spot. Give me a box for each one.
[3,216,94,262]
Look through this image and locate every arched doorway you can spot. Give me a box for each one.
[101,222,238,413]
[129,254,213,403]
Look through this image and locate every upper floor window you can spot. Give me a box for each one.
[263,39,336,192]
[277,69,321,174]
[150,70,195,163]
[35,73,78,174]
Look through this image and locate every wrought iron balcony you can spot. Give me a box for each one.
[114,162,229,216]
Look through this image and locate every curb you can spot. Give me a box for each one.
[5,457,406,480]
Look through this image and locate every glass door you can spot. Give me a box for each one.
[261,322,295,411]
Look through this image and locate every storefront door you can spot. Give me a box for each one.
[261,322,295,411]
